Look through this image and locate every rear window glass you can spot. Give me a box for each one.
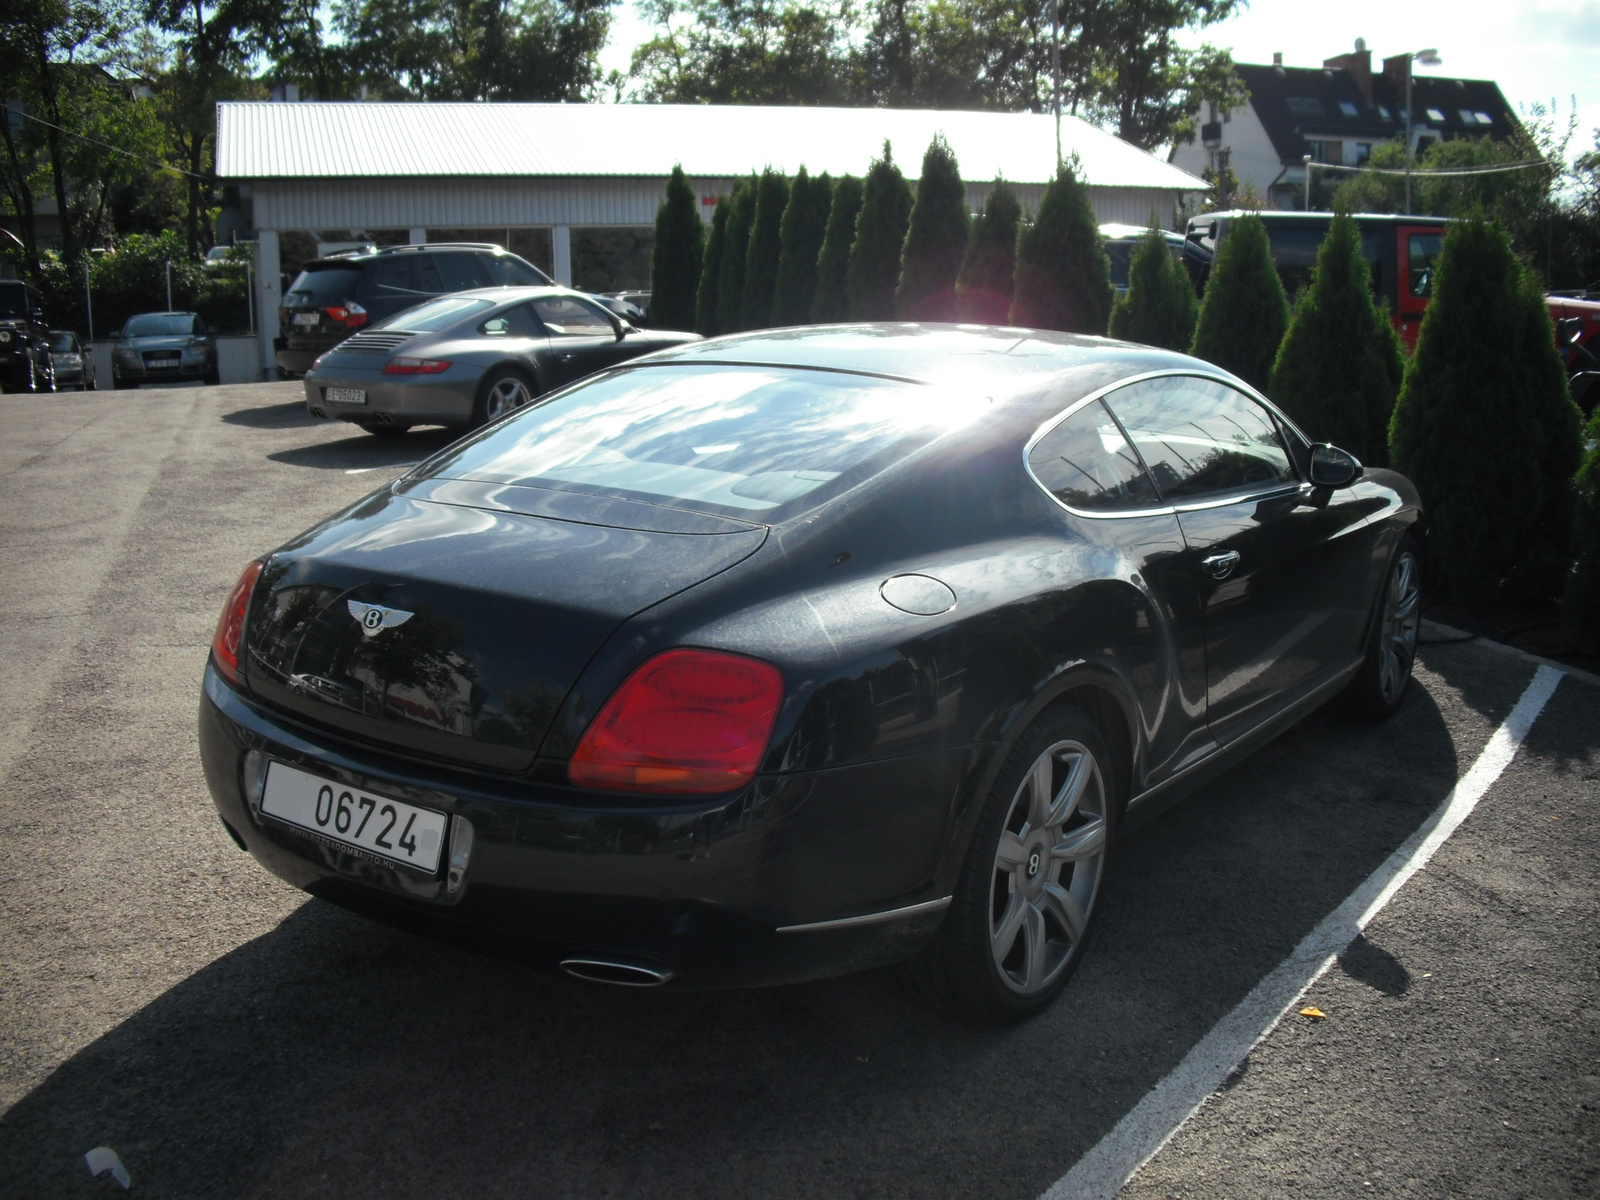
[285,266,363,305]
[50,332,78,352]
[0,284,28,317]
[421,365,964,520]
[1029,400,1160,512]
[123,313,195,337]
[377,295,494,332]
[483,254,549,286]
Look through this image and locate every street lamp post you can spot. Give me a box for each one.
[1303,154,1313,211]
[1050,0,1062,169]
[1404,48,1442,215]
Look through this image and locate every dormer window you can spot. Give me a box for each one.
[1474,111,1493,125]
[1339,101,1359,118]
[1425,107,1446,123]
[1286,97,1325,116]
[1376,105,1392,120]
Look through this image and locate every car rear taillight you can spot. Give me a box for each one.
[211,561,264,687]
[383,356,451,375]
[569,649,784,794]
[326,302,368,329]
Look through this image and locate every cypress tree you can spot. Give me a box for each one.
[811,175,863,323]
[772,169,832,327]
[740,168,790,331]
[896,134,970,321]
[1107,226,1199,353]
[1268,210,1403,466]
[955,179,1021,324]
[1563,406,1600,654]
[1009,164,1113,334]
[1189,213,1289,392]
[1389,218,1584,608]
[648,165,704,332]
[716,175,757,335]
[847,142,914,321]
[695,194,730,336]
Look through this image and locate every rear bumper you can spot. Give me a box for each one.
[302,365,478,426]
[199,664,967,988]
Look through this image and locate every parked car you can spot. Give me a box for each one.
[597,290,651,326]
[0,278,56,393]
[1100,224,1211,296]
[112,312,219,388]
[302,286,698,435]
[48,330,96,390]
[202,325,1423,1023]
[277,243,557,377]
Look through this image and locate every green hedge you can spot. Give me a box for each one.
[1107,227,1198,352]
[1009,165,1111,334]
[33,231,252,338]
[1189,214,1288,392]
[955,180,1021,324]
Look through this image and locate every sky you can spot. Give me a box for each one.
[598,0,1600,151]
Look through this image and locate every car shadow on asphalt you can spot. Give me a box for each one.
[0,653,1541,1200]
[267,429,460,472]
[221,401,323,430]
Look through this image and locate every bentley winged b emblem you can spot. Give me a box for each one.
[348,599,415,638]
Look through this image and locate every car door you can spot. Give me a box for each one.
[529,294,624,388]
[1102,375,1375,747]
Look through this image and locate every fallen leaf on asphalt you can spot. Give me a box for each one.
[1299,1007,1327,1020]
[84,1147,130,1189]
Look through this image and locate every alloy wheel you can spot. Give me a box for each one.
[1378,550,1420,706]
[484,375,533,420]
[989,739,1108,995]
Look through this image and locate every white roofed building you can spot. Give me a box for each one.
[215,101,1204,375]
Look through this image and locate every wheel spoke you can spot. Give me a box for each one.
[1051,817,1105,863]
[995,830,1028,872]
[1025,753,1053,831]
[1046,752,1091,828]
[1041,881,1086,942]
[1021,904,1048,991]
[991,891,1026,959]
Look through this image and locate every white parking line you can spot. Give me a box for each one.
[1042,664,1566,1200]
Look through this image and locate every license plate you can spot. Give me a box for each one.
[148,355,179,366]
[294,312,321,327]
[260,761,447,873]
[324,387,366,405]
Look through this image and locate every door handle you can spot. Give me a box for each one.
[1200,550,1240,579]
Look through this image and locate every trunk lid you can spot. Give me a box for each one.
[242,483,767,773]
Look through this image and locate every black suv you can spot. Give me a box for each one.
[0,279,55,393]
[276,243,554,376]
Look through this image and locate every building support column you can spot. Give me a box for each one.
[409,226,427,245]
[553,225,572,286]
[255,229,280,379]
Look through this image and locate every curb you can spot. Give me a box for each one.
[1421,618,1600,690]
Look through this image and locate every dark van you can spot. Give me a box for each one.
[1185,211,1450,350]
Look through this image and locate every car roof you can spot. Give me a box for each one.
[302,244,533,269]
[1099,224,1183,242]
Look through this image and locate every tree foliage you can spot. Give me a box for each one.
[627,0,851,104]
[812,173,862,323]
[740,167,790,330]
[955,179,1020,324]
[1108,226,1198,352]
[695,193,731,335]
[1389,218,1584,607]
[1267,211,1403,466]
[649,164,704,331]
[896,135,969,321]
[1188,213,1288,391]
[771,168,831,327]
[1009,163,1112,334]
[1564,406,1600,655]
[716,175,757,333]
[847,143,913,321]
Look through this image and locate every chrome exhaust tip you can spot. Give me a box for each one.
[559,956,678,988]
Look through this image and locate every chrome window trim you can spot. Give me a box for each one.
[1023,367,1310,521]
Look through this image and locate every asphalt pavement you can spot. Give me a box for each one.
[0,383,1595,1199]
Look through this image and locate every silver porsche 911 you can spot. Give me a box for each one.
[303,287,698,436]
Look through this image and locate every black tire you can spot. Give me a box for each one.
[355,420,410,437]
[1344,536,1422,723]
[204,369,221,387]
[472,367,537,428]
[899,704,1116,1024]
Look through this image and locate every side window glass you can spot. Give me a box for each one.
[435,252,487,292]
[1028,399,1161,512]
[482,254,546,286]
[1408,233,1443,298]
[193,317,208,336]
[1103,376,1296,503]
[480,306,541,337]
[356,258,416,299]
[531,295,615,337]
[415,255,446,295]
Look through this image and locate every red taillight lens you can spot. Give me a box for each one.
[569,649,784,794]
[326,302,368,328]
[211,561,263,686]
[383,356,451,375]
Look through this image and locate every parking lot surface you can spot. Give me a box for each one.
[1,384,1596,1199]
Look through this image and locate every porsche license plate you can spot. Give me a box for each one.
[260,761,446,873]
[324,387,366,406]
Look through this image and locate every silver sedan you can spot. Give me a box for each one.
[302,287,698,435]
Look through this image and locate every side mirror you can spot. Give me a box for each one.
[1309,443,1363,488]
[608,314,625,342]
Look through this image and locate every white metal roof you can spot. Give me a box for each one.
[216,101,1204,192]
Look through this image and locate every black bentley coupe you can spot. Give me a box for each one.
[200,325,1423,1023]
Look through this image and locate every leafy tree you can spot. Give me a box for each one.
[1564,406,1600,655]
[695,193,730,335]
[1389,218,1583,607]
[1108,226,1199,352]
[847,142,913,321]
[896,135,970,321]
[862,0,1044,111]
[716,174,757,333]
[1267,211,1403,466]
[771,168,831,327]
[1188,213,1288,391]
[740,167,789,330]
[1009,163,1112,333]
[955,179,1021,323]
[649,164,704,331]
[812,173,862,323]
